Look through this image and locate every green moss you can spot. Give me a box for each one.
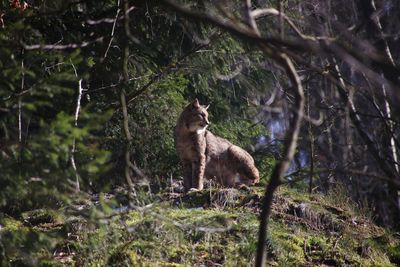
[155,263,186,267]
[360,236,400,266]
[163,206,238,225]
[269,222,306,265]
[387,243,400,264]
[175,190,212,208]
[124,210,142,226]
[107,248,142,267]
[38,258,65,267]
[47,186,400,266]
[1,217,24,231]
[278,186,312,203]
[109,204,259,266]
[21,209,64,226]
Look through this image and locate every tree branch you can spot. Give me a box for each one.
[121,0,136,202]
[21,37,104,51]
[333,63,399,185]
[255,53,304,266]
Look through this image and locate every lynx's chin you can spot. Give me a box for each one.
[196,125,208,135]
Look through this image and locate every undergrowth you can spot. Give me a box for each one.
[0,186,398,266]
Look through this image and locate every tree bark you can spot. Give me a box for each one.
[71,79,83,192]
[255,53,304,267]
[306,82,315,194]
[121,0,136,201]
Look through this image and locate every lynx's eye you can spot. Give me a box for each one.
[196,112,205,119]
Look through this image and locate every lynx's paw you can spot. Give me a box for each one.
[235,183,252,192]
[187,187,201,194]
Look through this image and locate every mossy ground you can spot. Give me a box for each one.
[1,185,399,266]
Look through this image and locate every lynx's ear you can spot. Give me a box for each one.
[192,98,200,108]
[204,104,210,110]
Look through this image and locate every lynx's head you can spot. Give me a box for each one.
[180,99,210,134]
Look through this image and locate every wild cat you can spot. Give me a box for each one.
[175,99,259,192]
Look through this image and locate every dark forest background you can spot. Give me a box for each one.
[0,0,399,265]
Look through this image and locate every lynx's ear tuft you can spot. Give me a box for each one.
[192,98,200,108]
[204,104,210,110]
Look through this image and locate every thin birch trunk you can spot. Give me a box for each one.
[71,79,83,191]
[368,0,399,174]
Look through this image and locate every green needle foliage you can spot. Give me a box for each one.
[0,1,271,264]
[3,0,397,265]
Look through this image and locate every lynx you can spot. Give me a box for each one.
[175,99,260,192]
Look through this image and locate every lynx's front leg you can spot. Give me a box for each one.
[191,155,205,190]
[182,161,193,191]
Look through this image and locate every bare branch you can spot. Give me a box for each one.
[255,53,304,267]
[21,37,104,51]
[333,63,400,185]
[243,0,260,35]
[102,0,121,60]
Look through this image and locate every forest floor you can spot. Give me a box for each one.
[2,184,400,266]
